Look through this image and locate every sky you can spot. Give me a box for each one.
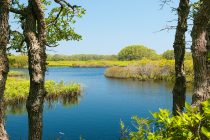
[48,1,181,55]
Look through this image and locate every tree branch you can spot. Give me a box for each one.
[51,0,81,24]
[10,7,25,15]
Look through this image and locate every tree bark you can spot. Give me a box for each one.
[0,0,10,139]
[191,0,210,106]
[207,23,210,101]
[172,0,190,115]
[23,0,47,139]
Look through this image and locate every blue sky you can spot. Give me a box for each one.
[49,0,180,55]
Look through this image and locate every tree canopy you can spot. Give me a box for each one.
[118,45,159,61]
[162,50,192,60]
[9,0,86,52]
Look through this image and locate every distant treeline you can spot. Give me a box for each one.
[8,45,193,68]
[47,54,118,61]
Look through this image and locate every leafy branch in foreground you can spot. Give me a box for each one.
[121,99,210,140]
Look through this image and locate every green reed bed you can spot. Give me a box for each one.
[104,60,193,82]
[5,78,81,104]
[8,71,26,77]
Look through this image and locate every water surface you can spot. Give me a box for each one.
[6,67,192,140]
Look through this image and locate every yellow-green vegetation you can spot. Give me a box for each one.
[9,55,28,68]
[105,60,193,82]
[162,50,192,60]
[118,45,160,60]
[120,99,210,140]
[47,60,139,67]
[5,78,81,103]
[8,71,26,77]
[47,54,118,61]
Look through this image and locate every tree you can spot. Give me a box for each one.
[9,0,85,139]
[172,0,190,115]
[162,50,174,60]
[118,45,159,61]
[0,0,10,139]
[191,0,210,106]
[162,50,192,60]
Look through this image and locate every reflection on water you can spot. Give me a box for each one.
[6,96,81,115]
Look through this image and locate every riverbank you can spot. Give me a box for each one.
[9,58,181,68]
[5,77,81,104]
[104,60,193,82]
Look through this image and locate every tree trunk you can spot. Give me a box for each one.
[0,0,10,139]
[191,0,210,106]
[172,0,189,115]
[23,0,47,139]
[207,23,210,100]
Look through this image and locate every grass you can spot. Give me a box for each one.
[8,71,26,77]
[104,60,193,82]
[5,77,81,104]
[47,60,137,67]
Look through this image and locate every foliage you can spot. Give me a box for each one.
[47,54,118,61]
[105,60,193,82]
[162,50,192,60]
[118,45,160,61]
[121,99,210,140]
[162,50,174,60]
[47,60,136,67]
[5,77,81,103]
[8,55,28,68]
[9,0,85,51]
[8,71,25,77]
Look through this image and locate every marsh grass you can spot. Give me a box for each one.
[8,71,26,77]
[5,78,81,104]
[47,60,136,67]
[104,60,193,82]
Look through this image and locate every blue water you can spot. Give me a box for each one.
[6,67,192,140]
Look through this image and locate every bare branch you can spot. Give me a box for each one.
[45,43,58,48]
[51,0,81,24]
[160,0,172,9]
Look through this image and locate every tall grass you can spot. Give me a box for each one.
[8,71,26,77]
[47,60,136,67]
[9,55,28,68]
[104,60,193,82]
[5,78,81,103]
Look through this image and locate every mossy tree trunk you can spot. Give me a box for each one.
[0,0,10,139]
[191,0,210,106]
[22,0,47,139]
[172,0,190,115]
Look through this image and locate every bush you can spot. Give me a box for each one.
[121,99,210,140]
[162,50,192,60]
[162,50,174,60]
[118,45,160,61]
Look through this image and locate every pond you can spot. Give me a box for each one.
[6,67,192,140]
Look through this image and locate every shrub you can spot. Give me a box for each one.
[118,45,160,61]
[121,99,210,140]
[162,50,192,60]
[162,50,174,60]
